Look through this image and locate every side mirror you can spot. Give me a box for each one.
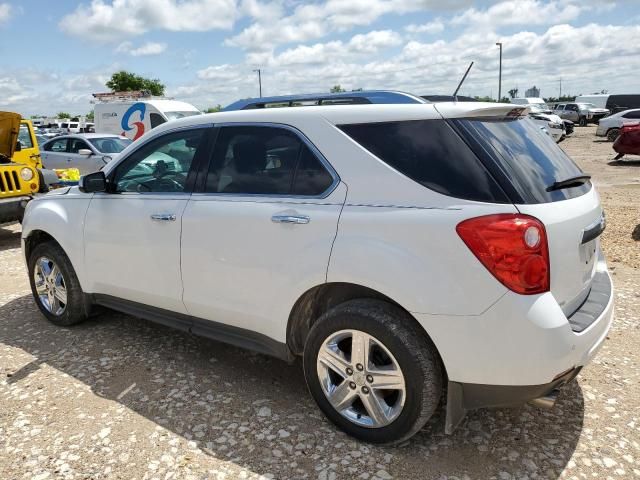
[79,171,106,193]
[78,149,93,156]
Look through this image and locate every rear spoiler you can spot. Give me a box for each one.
[434,102,530,119]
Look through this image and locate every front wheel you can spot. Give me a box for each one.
[303,299,442,444]
[579,116,588,127]
[28,241,90,326]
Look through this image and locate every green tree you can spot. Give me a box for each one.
[86,111,95,121]
[57,112,71,119]
[508,88,518,99]
[204,105,222,113]
[330,85,346,93]
[474,96,496,103]
[106,70,165,96]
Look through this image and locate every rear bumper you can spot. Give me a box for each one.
[413,254,614,432]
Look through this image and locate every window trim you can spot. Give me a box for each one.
[194,122,340,200]
[45,137,69,153]
[106,123,214,196]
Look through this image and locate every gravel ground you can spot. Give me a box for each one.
[1,126,639,480]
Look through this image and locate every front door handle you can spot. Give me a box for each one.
[271,214,310,224]
[151,213,176,221]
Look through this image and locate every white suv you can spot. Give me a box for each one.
[21,103,613,444]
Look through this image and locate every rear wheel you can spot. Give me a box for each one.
[28,241,90,326]
[607,128,620,142]
[303,299,442,444]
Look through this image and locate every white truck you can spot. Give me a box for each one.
[93,91,201,141]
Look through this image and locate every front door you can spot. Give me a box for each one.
[84,126,210,313]
[15,121,42,168]
[181,124,346,342]
[67,138,107,175]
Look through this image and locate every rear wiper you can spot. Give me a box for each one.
[546,174,591,192]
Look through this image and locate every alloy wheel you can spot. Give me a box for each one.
[33,256,68,316]
[316,329,406,428]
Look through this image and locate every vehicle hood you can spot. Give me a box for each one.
[584,107,609,114]
[0,111,21,160]
[530,112,563,125]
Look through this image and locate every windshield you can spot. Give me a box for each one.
[452,116,591,203]
[164,111,201,121]
[88,137,132,153]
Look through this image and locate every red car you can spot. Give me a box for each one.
[613,123,640,160]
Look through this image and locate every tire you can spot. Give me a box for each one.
[607,128,620,142]
[579,116,587,127]
[28,240,90,326]
[303,299,443,444]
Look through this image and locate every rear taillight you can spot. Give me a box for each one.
[456,214,550,295]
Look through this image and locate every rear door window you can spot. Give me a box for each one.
[622,110,640,119]
[338,120,508,203]
[452,117,591,203]
[205,125,334,196]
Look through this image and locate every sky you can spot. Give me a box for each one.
[0,0,639,116]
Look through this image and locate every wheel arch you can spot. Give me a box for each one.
[286,282,445,370]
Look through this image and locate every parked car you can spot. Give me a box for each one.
[22,103,613,443]
[605,94,640,114]
[553,103,609,126]
[563,120,575,136]
[40,134,131,175]
[613,123,640,160]
[596,109,640,141]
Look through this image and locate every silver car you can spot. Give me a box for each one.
[41,134,132,175]
[596,108,640,141]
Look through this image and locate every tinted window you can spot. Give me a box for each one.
[338,120,507,203]
[453,117,590,204]
[206,126,333,196]
[150,113,166,129]
[292,146,334,195]
[622,110,640,119]
[45,138,68,152]
[69,139,90,153]
[113,129,204,193]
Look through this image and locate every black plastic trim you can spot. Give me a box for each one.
[582,215,606,245]
[445,367,581,434]
[567,270,611,333]
[93,294,294,362]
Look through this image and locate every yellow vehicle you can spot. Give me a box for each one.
[0,112,40,224]
[15,118,44,170]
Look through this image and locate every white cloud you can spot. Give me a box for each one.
[226,0,473,52]
[59,0,238,42]
[405,20,444,34]
[116,41,167,56]
[451,0,582,28]
[0,3,12,24]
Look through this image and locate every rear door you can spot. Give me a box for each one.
[453,116,603,315]
[181,123,345,341]
[41,137,69,170]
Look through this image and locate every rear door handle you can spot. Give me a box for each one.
[151,213,176,221]
[271,214,310,224]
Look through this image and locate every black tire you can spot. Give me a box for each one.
[28,240,90,326]
[303,299,443,444]
[579,116,588,127]
[607,128,620,142]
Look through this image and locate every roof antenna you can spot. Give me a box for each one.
[453,61,474,102]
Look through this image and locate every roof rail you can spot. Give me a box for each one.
[91,90,158,103]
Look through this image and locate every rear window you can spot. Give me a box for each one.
[452,117,591,203]
[338,119,508,203]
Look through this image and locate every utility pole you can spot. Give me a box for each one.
[253,69,262,97]
[559,78,562,98]
[496,42,502,102]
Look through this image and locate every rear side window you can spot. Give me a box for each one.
[622,110,640,119]
[150,113,166,128]
[453,117,591,203]
[338,120,508,203]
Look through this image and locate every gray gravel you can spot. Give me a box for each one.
[1,127,639,479]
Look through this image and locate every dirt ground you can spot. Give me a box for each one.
[1,125,639,480]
